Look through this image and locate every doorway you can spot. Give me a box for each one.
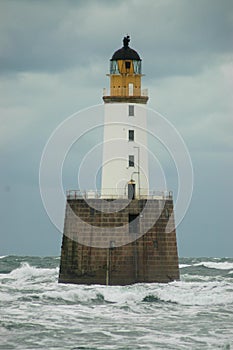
[128,183,136,200]
[129,83,134,96]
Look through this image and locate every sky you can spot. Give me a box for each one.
[0,0,233,257]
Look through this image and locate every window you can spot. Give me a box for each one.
[90,208,95,216]
[128,130,134,141]
[133,60,142,74]
[110,60,119,74]
[125,61,131,69]
[165,208,169,218]
[129,214,139,234]
[129,155,134,167]
[129,105,134,116]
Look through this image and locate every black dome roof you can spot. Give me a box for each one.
[111,47,141,61]
[111,36,141,61]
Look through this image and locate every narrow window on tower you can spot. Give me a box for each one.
[129,105,134,116]
[125,61,131,69]
[129,155,134,167]
[128,130,134,141]
[128,214,139,234]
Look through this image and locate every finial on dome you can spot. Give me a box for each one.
[111,36,141,61]
[123,35,130,48]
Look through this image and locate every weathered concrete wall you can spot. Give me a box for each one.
[59,199,180,285]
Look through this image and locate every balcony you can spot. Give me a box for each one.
[102,88,149,104]
[66,189,173,200]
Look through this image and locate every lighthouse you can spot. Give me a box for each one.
[101,35,149,199]
[58,36,180,285]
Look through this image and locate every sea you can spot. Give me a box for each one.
[0,256,233,350]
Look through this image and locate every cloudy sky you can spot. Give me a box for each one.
[1,0,233,257]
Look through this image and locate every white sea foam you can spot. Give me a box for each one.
[151,281,233,306]
[181,273,220,282]
[0,263,59,289]
[194,261,233,270]
[0,255,8,259]
[2,262,233,307]
[179,264,191,268]
[1,257,233,350]
[43,281,233,307]
[9,262,58,278]
[42,285,100,303]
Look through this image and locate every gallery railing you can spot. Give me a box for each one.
[66,189,173,200]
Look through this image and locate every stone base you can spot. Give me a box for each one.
[58,198,180,285]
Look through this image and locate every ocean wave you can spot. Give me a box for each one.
[194,261,233,270]
[150,281,233,306]
[179,264,192,268]
[1,256,233,350]
[1,258,233,309]
[3,262,58,283]
[39,281,233,307]
[142,294,177,304]
[41,287,111,306]
[0,256,8,259]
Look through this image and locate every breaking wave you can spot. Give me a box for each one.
[0,256,233,349]
[194,261,233,270]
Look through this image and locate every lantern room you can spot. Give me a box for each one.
[104,36,147,101]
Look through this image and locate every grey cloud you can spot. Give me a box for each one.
[0,0,232,77]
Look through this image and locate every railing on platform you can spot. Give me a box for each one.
[66,189,173,200]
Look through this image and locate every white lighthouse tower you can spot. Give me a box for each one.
[59,36,180,285]
[102,35,149,199]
